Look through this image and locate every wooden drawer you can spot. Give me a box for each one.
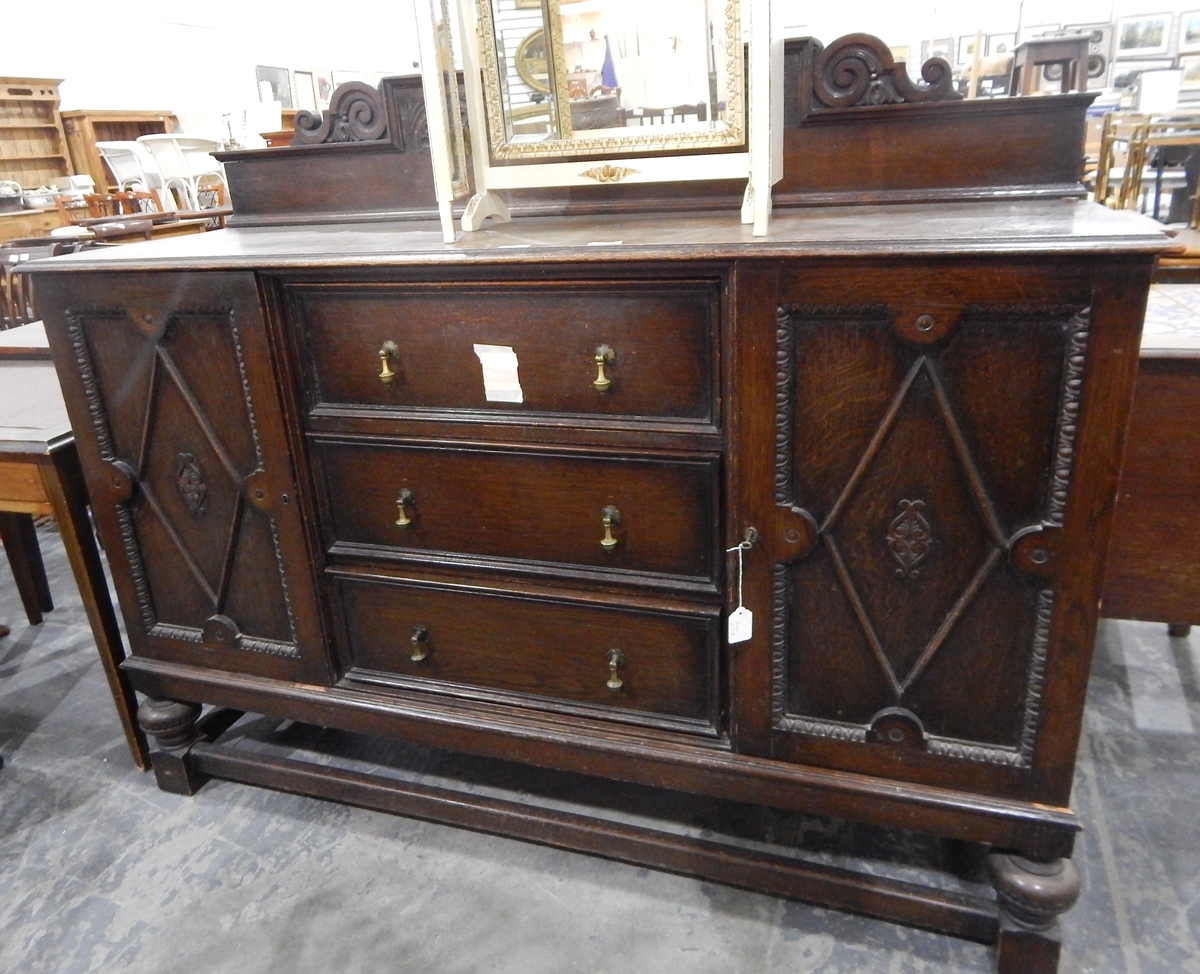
[312,439,720,590]
[286,279,718,425]
[336,574,720,734]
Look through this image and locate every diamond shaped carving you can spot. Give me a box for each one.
[819,356,1006,701]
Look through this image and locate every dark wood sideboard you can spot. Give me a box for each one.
[26,200,1164,973]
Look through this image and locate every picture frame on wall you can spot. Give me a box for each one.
[929,37,953,62]
[293,70,317,112]
[255,65,293,109]
[1112,58,1173,89]
[988,33,1016,56]
[1116,14,1172,58]
[957,35,979,65]
[313,71,334,110]
[1180,53,1200,88]
[1180,11,1200,52]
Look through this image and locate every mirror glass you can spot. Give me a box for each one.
[477,0,744,159]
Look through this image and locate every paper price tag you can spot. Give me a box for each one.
[473,344,524,403]
[728,606,753,643]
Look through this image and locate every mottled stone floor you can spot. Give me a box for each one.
[1,524,1197,973]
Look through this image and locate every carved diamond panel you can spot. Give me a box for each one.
[774,306,1086,765]
[70,308,299,659]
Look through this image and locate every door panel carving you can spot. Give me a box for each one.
[63,296,308,672]
[771,304,1087,769]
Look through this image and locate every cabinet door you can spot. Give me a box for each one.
[37,272,328,685]
[732,260,1149,804]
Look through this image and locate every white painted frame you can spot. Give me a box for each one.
[415,0,469,243]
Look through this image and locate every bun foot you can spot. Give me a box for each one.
[137,698,206,796]
[988,853,1080,974]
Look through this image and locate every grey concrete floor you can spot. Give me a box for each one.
[1,523,1198,973]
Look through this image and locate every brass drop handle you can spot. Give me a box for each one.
[395,488,414,526]
[606,648,625,690]
[378,340,399,384]
[600,505,620,549]
[410,625,429,662]
[593,344,615,391]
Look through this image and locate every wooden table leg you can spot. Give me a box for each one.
[0,510,54,625]
[38,444,150,770]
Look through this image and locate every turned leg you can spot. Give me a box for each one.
[137,698,206,796]
[1168,623,1192,638]
[988,853,1081,974]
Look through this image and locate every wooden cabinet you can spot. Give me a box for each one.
[27,202,1163,974]
[61,110,179,191]
[0,78,72,188]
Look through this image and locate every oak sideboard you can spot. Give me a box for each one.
[27,200,1165,972]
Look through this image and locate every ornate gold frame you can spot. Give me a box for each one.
[475,0,745,160]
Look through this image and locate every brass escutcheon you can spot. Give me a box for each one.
[593,344,615,391]
[410,625,429,662]
[600,505,620,549]
[606,648,625,689]
[378,340,399,383]
[395,488,414,526]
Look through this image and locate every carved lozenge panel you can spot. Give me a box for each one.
[775,305,1086,766]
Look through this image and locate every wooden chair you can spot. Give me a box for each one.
[0,239,77,329]
[1094,112,1151,212]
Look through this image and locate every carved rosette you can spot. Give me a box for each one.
[814,32,960,109]
[175,453,206,516]
[887,499,931,578]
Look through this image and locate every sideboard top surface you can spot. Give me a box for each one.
[25,200,1169,275]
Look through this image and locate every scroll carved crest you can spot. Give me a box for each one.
[813,32,960,110]
[293,81,389,146]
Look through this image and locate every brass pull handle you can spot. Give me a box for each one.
[606,648,624,690]
[410,625,429,662]
[379,340,399,384]
[593,344,615,391]
[600,505,620,549]
[395,488,414,526]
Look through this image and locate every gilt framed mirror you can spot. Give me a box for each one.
[475,0,745,159]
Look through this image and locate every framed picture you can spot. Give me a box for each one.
[1180,54,1200,88]
[1180,12,1200,52]
[957,35,980,65]
[1116,14,1171,58]
[988,33,1016,57]
[928,37,953,62]
[255,65,293,109]
[1112,58,1173,89]
[313,71,334,110]
[293,70,317,112]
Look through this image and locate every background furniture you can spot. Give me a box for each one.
[28,197,1163,974]
[0,360,149,768]
[61,110,178,193]
[94,141,169,207]
[136,135,225,210]
[1102,285,1200,636]
[0,78,72,187]
[1008,36,1090,95]
[0,207,65,245]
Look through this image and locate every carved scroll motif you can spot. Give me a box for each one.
[813,32,960,109]
[292,81,389,146]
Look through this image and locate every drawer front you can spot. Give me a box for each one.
[288,280,718,424]
[313,440,719,587]
[337,575,720,733]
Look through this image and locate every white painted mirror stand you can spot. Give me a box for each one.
[417,0,783,241]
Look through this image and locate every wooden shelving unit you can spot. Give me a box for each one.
[62,110,179,192]
[0,78,72,188]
